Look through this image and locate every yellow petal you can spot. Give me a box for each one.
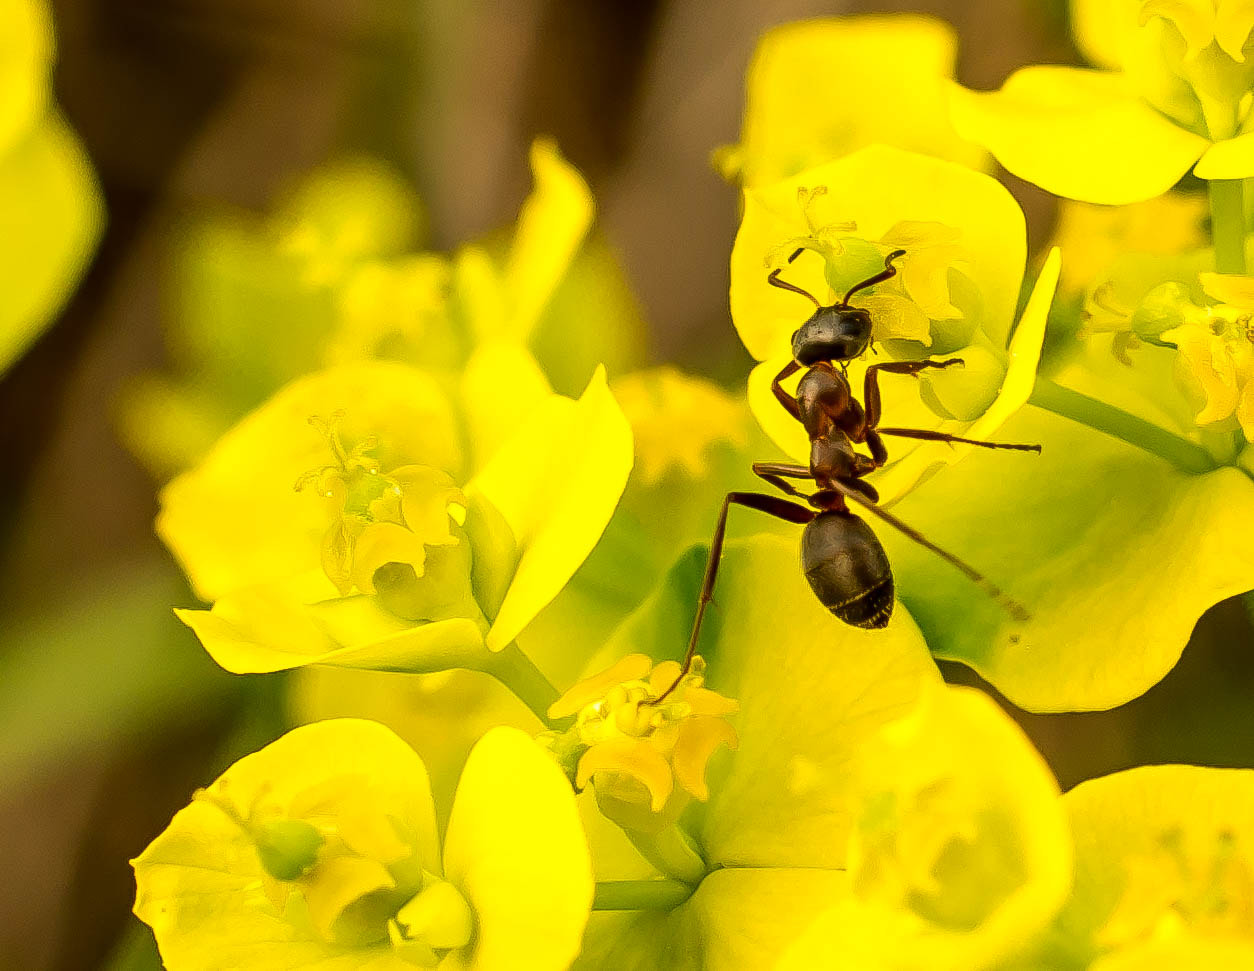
[746,355,810,463]
[860,293,936,344]
[0,113,103,375]
[548,653,654,720]
[1139,0,1216,59]
[443,727,593,971]
[453,244,507,346]
[179,589,486,675]
[786,686,1069,970]
[728,15,986,188]
[685,537,942,870]
[1194,130,1254,178]
[1215,0,1254,60]
[1238,377,1254,440]
[1199,270,1254,305]
[1069,0,1141,70]
[949,68,1209,205]
[471,366,633,651]
[503,139,595,342]
[576,738,674,813]
[1057,765,1254,964]
[672,716,739,801]
[132,719,440,968]
[158,362,463,603]
[459,342,553,473]
[350,521,431,595]
[0,0,51,156]
[731,146,1027,361]
[302,853,396,944]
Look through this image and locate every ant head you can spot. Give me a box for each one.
[791,305,872,365]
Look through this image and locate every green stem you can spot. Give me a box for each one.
[1028,378,1218,474]
[592,880,696,911]
[479,643,563,726]
[1208,179,1246,275]
[625,825,707,885]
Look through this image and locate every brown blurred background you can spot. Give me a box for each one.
[1,1,1250,967]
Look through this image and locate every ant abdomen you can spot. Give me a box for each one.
[801,510,894,629]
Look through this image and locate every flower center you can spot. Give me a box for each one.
[539,654,738,831]
[1098,826,1254,949]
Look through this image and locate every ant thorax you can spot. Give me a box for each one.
[796,363,853,439]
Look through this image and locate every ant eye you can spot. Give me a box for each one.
[790,330,799,342]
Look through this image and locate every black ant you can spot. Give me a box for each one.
[656,248,1039,702]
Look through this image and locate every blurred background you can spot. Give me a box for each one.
[2,0,1251,967]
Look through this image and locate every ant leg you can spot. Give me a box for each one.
[876,427,1041,453]
[826,478,1030,623]
[772,360,802,421]
[863,358,965,428]
[841,249,906,306]
[866,427,888,466]
[654,491,816,703]
[752,461,812,500]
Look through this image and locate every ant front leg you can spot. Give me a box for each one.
[863,358,964,428]
[772,360,802,421]
[653,491,816,703]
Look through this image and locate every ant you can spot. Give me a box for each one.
[655,247,1039,702]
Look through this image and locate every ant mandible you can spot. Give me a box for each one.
[656,247,1040,702]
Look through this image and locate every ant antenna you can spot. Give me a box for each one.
[766,247,821,309]
[842,249,906,307]
[829,479,1030,623]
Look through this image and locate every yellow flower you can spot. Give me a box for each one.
[159,360,632,676]
[1160,271,1254,439]
[133,721,593,970]
[0,0,103,374]
[716,15,987,187]
[950,0,1254,203]
[1042,764,1254,968]
[611,368,748,486]
[777,685,1071,971]
[731,145,1060,504]
[543,654,738,834]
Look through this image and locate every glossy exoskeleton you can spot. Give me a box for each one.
[656,248,1039,700]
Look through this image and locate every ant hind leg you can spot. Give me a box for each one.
[653,491,816,703]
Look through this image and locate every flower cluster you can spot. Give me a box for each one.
[123,10,1254,971]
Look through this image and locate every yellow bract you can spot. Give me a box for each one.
[779,686,1070,971]
[717,15,987,188]
[952,0,1254,202]
[160,361,632,675]
[132,721,592,971]
[0,0,102,375]
[1050,764,1254,967]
